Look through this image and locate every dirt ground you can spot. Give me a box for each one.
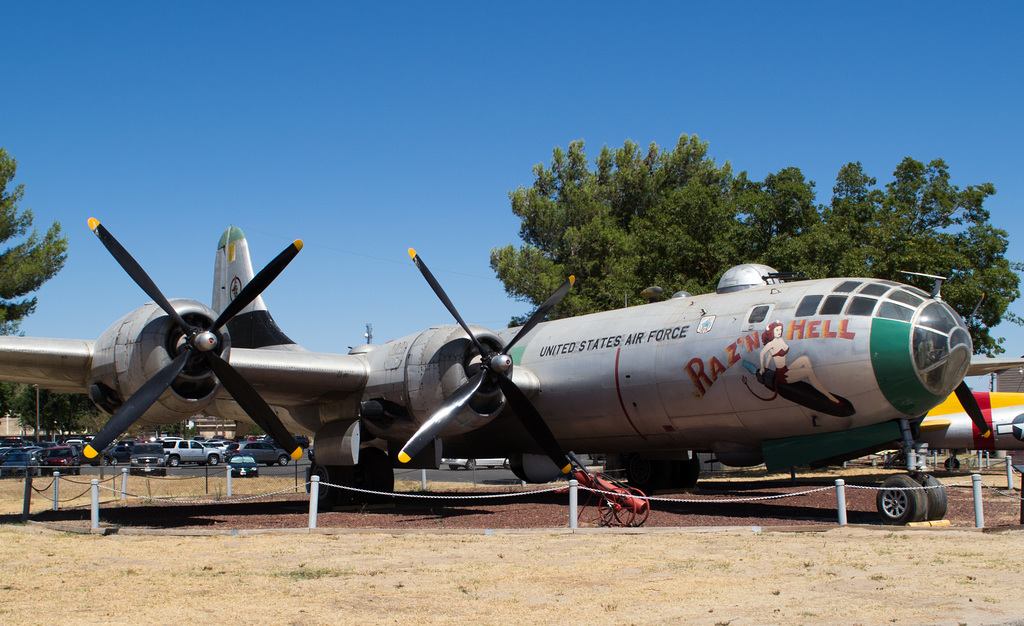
[4,465,1024,624]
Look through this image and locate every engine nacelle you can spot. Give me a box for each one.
[87,299,225,426]
[361,325,507,439]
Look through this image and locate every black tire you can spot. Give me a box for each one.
[921,474,948,521]
[277,455,289,466]
[168,456,180,467]
[208,454,220,466]
[465,459,476,471]
[672,456,701,489]
[944,456,961,470]
[309,463,343,508]
[358,447,394,503]
[625,454,669,493]
[877,474,927,525]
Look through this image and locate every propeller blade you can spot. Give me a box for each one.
[397,370,487,463]
[88,218,191,333]
[211,239,303,332]
[82,351,190,459]
[495,375,571,474]
[503,275,575,354]
[954,381,992,438]
[408,248,489,358]
[205,351,304,460]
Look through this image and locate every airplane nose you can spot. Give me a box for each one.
[871,296,972,416]
[912,301,973,395]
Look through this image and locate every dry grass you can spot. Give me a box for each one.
[3,462,1024,623]
[2,524,1024,624]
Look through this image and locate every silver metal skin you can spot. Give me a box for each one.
[0,226,1017,478]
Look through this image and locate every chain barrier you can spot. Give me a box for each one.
[94,482,303,506]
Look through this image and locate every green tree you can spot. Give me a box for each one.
[0,147,68,335]
[492,138,1019,355]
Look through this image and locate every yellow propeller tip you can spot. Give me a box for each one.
[293,239,303,252]
[568,275,575,285]
[87,218,100,231]
[397,452,411,464]
[290,448,304,460]
[408,248,417,260]
[83,445,99,459]
[983,430,992,439]
[560,463,572,474]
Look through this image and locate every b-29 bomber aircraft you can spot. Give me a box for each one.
[0,219,1012,524]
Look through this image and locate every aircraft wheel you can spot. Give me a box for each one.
[625,454,668,493]
[357,447,394,503]
[308,463,342,509]
[921,474,948,521]
[877,474,927,525]
[672,457,701,489]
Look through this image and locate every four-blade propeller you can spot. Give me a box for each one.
[82,219,305,461]
[397,248,574,474]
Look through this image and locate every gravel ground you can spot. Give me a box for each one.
[16,469,1024,532]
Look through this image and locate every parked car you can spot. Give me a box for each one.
[103,444,133,466]
[38,446,81,475]
[443,458,509,471]
[227,454,259,478]
[129,443,167,476]
[0,449,40,476]
[161,439,222,466]
[225,441,291,466]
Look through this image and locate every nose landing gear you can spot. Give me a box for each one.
[876,419,948,525]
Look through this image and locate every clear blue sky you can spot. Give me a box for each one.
[3,3,1022,389]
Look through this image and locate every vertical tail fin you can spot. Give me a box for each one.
[213,226,298,349]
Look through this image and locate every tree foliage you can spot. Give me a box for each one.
[491,135,1019,355]
[0,147,68,335]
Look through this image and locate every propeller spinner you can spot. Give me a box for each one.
[397,248,574,474]
[82,219,305,461]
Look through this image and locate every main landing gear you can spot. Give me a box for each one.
[308,447,395,509]
[876,419,948,525]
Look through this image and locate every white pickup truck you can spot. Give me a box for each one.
[161,439,222,466]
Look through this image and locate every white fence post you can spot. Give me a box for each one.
[972,473,984,528]
[835,479,847,525]
[308,475,319,530]
[226,463,232,498]
[1007,455,1014,490]
[569,479,578,529]
[90,479,99,530]
[52,471,60,511]
[121,468,128,502]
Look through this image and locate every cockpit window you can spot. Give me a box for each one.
[918,301,959,334]
[877,301,914,322]
[834,281,861,293]
[819,295,847,315]
[859,283,890,297]
[795,295,822,317]
[889,289,923,308]
[846,296,878,316]
[911,301,972,394]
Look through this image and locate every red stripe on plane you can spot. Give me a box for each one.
[614,348,646,439]
[972,391,995,450]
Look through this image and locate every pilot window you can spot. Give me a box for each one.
[795,295,822,317]
[847,296,878,316]
[877,301,915,321]
[834,281,862,293]
[889,289,923,308]
[819,295,847,315]
[747,305,771,324]
[859,283,890,297]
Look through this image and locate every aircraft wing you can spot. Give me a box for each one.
[0,336,94,393]
[218,347,369,404]
[967,357,1024,377]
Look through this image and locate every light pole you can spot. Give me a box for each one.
[33,384,40,442]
